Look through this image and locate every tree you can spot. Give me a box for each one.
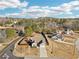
[24,26,33,36]
[72,20,79,31]
[0,23,3,26]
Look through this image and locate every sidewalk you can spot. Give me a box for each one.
[40,43,47,57]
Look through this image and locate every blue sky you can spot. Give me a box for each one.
[0,0,79,18]
[28,0,71,6]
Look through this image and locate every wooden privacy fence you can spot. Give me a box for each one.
[13,37,40,57]
[46,39,78,59]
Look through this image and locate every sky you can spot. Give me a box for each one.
[0,0,79,18]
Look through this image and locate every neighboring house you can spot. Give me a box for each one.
[13,25,25,32]
[47,22,58,30]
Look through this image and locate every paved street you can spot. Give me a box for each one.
[0,37,24,59]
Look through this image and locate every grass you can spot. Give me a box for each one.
[6,29,16,38]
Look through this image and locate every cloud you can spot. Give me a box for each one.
[0,0,79,18]
[18,0,79,18]
[75,7,79,10]
[62,15,79,18]
[0,0,28,9]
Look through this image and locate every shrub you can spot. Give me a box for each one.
[6,29,16,38]
[25,26,33,36]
